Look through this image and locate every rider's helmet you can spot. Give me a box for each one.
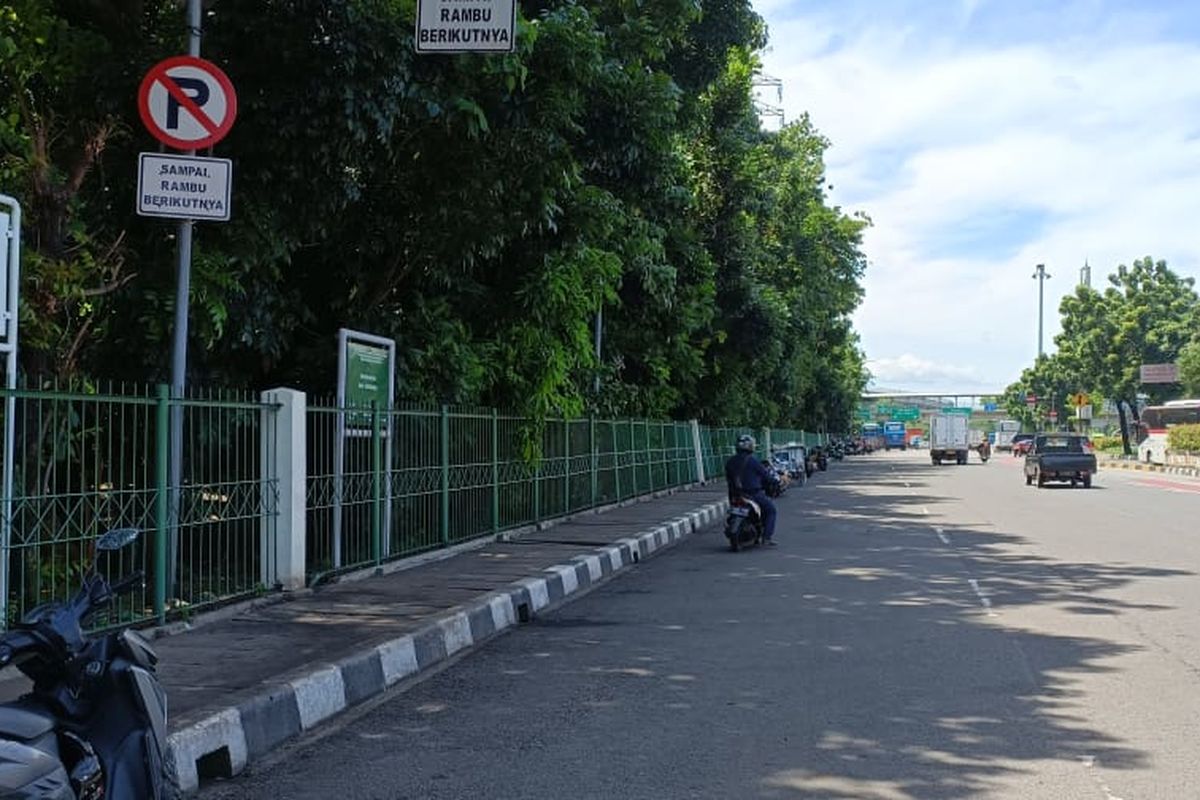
[736,434,756,453]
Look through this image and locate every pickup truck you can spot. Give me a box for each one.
[1023,434,1097,488]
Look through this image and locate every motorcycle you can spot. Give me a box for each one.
[976,442,991,463]
[724,495,766,551]
[809,446,829,472]
[0,528,169,800]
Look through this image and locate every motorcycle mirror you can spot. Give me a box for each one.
[96,527,140,551]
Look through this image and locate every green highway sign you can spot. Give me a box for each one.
[941,407,972,416]
[856,406,873,419]
[892,407,920,421]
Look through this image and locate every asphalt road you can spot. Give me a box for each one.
[205,451,1200,799]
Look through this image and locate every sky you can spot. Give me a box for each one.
[753,0,1200,394]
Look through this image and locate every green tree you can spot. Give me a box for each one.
[1178,338,1200,397]
[1002,354,1079,432]
[1055,257,1199,453]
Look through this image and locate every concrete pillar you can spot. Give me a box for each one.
[690,420,705,483]
[262,388,306,590]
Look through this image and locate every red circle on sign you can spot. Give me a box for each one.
[138,55,237,150]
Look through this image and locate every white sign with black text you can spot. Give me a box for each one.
[137,153,232,222]
[416,0,515,53]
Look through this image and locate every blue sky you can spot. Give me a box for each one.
[754,0,1200,393]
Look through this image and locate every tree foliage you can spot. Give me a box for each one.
[1005,257,1200,453]
[2,0,870,430]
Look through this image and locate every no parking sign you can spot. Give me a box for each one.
[138,55,237,150]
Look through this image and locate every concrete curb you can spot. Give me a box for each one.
[1098,459,1200,478]
[164,499,730,795]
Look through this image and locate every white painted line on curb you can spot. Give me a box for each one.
[604,546,623,571]
[968,578,997,617]
[439,612,474,656]
[377,636,419,686]
[517,577,550,611]
[291,666,347,730]
[166,708,249,795]
[551,563,580,596]
[577,554,603,583]
[488,594,517,631]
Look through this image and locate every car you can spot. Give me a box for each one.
[1023,433,1097,488]
[1011,433,1035,456]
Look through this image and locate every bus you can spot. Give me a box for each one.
[1137,399,1200,464]
[861,422,883,452]
[883,421,907,450]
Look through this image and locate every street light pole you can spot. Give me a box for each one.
[1032,263,1051,358]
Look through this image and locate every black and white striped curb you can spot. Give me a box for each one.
[1099,460,1200,478]
[165,499,729,794]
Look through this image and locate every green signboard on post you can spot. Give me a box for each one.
[941,407,972,416]
[346,341,390,417]
[338,329,396,432]
[892,407,920,421]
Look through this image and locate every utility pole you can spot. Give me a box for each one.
[1079,259,1091,289]
[167,0,203,597]
[1032,263,1051,358]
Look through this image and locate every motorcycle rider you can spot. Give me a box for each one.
[977,433,992,461]
[725,435,779,545]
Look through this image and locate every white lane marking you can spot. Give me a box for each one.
[935,527,950,545]
[904,481,911,488]
[967,578,997,617]
[1080,756,1125,800]
[920,506,930,516]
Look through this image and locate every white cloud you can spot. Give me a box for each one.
[757,2,1200,392]
[866,353,990,390]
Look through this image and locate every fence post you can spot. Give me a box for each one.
[261,388,306,590]
[154,384,169,623]
[629,419,638,497]
[532,440,541,525]
[563,420,571,514]
[440,404,451,545]
[371,402,382,565]
[589,416,597,507]
[691,420,705,483]
[491,409,500,535]
[611,420,622,501]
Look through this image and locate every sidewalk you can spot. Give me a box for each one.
[139,484,728,794]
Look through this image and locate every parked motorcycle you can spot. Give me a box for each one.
[724,495,766,551]
[0,527,169,800]
[809,446,829,472]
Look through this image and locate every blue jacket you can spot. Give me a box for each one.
[725,452,772,495]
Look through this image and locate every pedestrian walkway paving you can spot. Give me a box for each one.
[149,484,728,794]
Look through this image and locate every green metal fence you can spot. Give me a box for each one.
[0,384,278,629]
[305,405,698,582]
[697,425,827,479]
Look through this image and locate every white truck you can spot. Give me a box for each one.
[930,414,970,465]
[994,419,1021,451]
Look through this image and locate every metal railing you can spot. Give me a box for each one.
[0,383,278,628]
[305,404,698,582]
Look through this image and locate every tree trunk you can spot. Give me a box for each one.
[1117,399,1132,456]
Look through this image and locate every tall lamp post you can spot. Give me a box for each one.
[1032,263,1051,358]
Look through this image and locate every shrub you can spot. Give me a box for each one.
[1167,424,1200,453]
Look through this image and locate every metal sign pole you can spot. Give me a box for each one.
[166,0,203,601]
[0,195,21,627]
